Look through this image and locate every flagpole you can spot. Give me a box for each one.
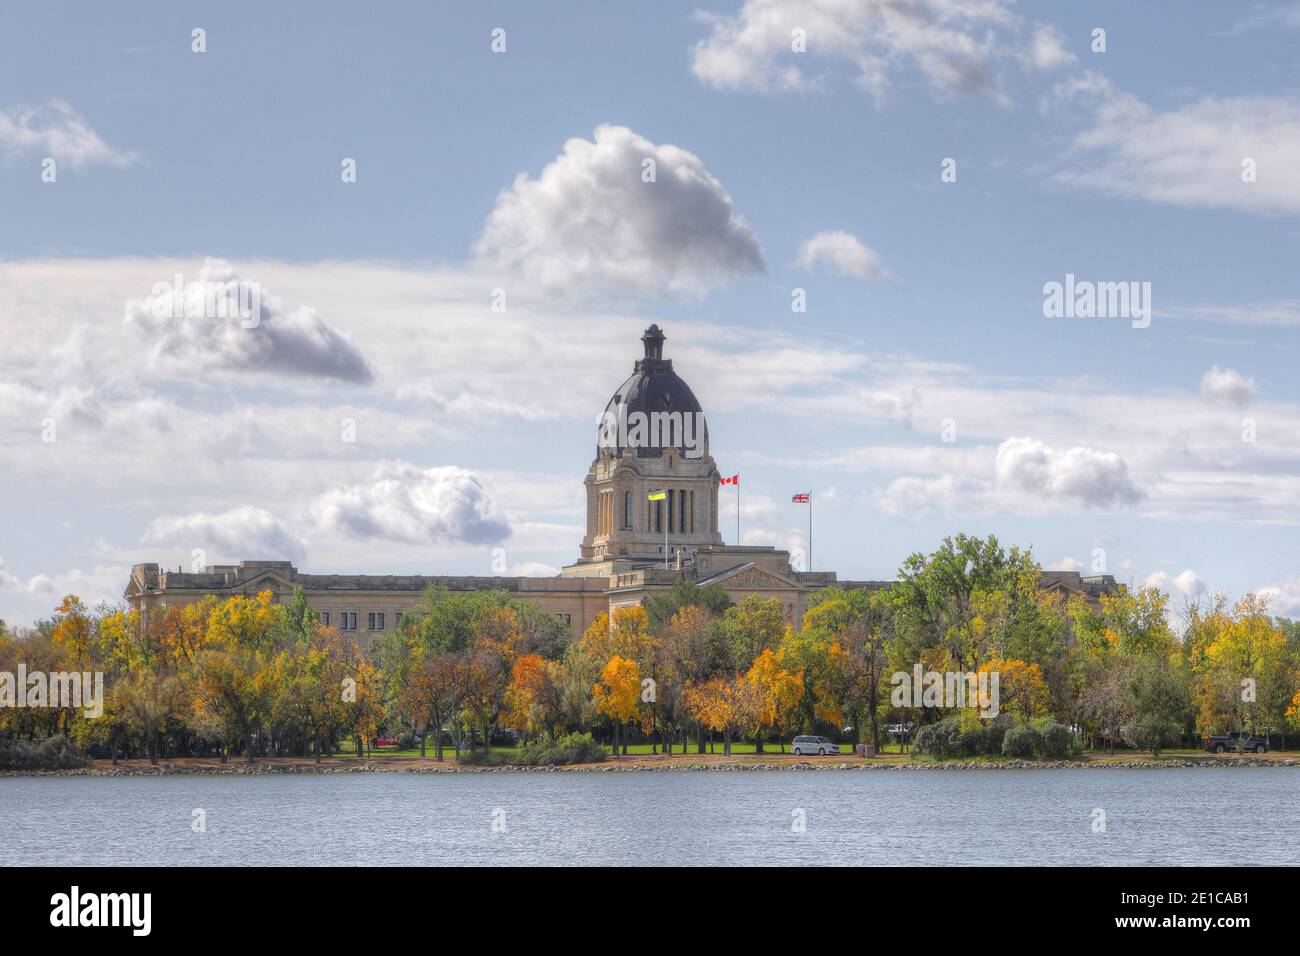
[808,489,813,573]
[736,480,741,546]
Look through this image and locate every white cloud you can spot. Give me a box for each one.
[1257,577,1300,618]
[1027,25,1075,70]
[0,100,136,170]
[1224,3,1300,36]
[995,436,1145,508]
[690,0,1064,101]
[1165,300,1300,327]
[1200,365,1257,406]
[873,473,990,518]
[0,559,130,627]
[124,259,372,383]
[1144,569,1210,606]
[396,378,559,424]
[473,124,763,298]
[144,506,307,563]
[1052,73,1300,215]
[508,562,560,577]
[310,463,511,547]
[796,230,885,280]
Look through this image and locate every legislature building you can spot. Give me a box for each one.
[124,325,1119,635]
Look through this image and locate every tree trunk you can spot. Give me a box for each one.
[313,733,321,764]
[246,732,256,764]
[696,722,705,755]
[612,722,620,758]
[724,728,732,756]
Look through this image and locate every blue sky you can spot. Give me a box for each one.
[2,1,1300,626]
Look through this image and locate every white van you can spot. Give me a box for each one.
[791,735,840,755]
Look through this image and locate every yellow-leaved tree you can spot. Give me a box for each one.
[592,655,641,757]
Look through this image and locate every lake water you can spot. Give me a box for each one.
[2,768,1297,866]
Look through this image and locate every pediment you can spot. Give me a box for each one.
[702,563,799,591]
[237,570,294,594]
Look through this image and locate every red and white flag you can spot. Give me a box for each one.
[791,493,810,503]
[719,474,739,486]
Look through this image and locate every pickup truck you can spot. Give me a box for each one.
[1202,732,1268,754]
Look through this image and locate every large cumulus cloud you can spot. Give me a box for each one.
[124,259,373,383]
[473,124,764,298]
[143,505,307,562]
[310,463,511,547]
[995,437,1145,509]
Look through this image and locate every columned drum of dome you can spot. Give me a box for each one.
[577,325,724,566]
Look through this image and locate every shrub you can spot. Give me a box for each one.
[916,716,1015,758]
[1002,724,1042,759]
[396,732,418,751]
[1037,722,1075,758]
[518,732,606,766]
[457,732,607,767]
[980,715,1013,755]
[457,747,507,766]
[0,736,88,770]
[914,718,962,758]
[956,722,987,757]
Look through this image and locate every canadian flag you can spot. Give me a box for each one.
[718,474,739,485]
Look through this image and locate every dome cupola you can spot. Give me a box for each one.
[598,324,708,459]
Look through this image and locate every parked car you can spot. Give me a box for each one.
[791,735,840,756]
[1202,732,1268,754]
[373,737,398,748]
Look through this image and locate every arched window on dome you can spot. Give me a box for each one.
[624,491,632,530]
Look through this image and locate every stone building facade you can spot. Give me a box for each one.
[124,325,1119,635]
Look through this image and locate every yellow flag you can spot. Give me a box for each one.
[647,490,666,501]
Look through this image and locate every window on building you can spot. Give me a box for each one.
[319,611,330,627]
[367,612,386,631]
[679,488,687,532]
[666,490,674,535]
[395,611,403,627]
[556,612,572,627]
[624,491,632,529]
[339,612,357,631]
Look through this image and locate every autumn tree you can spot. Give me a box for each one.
[592,655,641,757]
[685,675,757,756]
[746,648,803,752]
[723,595,786,671]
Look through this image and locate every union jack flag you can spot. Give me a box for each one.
[791,493,810,503]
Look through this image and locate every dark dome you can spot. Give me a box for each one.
[598,325,708,458]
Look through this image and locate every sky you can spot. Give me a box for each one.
[2,1,1300,627]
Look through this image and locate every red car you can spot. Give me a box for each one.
[373,737,398,748]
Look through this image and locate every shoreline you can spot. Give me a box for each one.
[4,753,1298,776]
